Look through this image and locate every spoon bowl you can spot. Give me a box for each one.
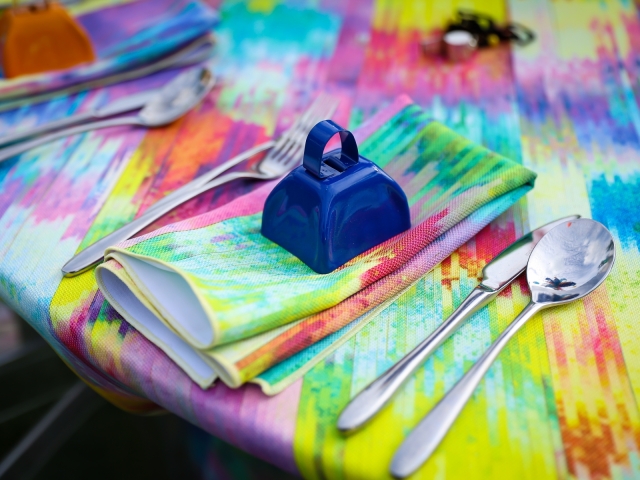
[390,218,615,478]
[0,67,216,164]
[528,219,615,305]
[138,67,215,126]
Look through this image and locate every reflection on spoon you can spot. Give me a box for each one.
[0,67,216,164]
[540,277,576,289]
[390,218,615,478]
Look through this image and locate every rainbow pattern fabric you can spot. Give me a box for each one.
[93,96,535,392]
[1,0,639,479]
[0,0,217,99]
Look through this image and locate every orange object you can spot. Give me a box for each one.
[0,1,95,78]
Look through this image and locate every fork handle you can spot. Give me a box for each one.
[0,116,140,163]
[145,140,274,216]
[61,170,269,277]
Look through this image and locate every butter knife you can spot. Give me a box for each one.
[336,214,580,434]
[0,90,157,147]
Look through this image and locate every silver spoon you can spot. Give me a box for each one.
[0,67,215,164]
[390,218,615,478]
[336,215,579,434]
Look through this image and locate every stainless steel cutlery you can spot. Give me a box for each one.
[390,218,615,478]
[0,90,157,147]
[337,214,580,434]
[332,213,617,478]
[0,67,216,163]
[61,93,339,276]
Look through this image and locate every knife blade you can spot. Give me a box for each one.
[0,90,157,148]
[336,214,581,434]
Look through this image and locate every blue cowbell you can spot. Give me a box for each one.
[261,120,411,274]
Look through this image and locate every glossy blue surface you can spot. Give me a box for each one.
[261,120,411,274]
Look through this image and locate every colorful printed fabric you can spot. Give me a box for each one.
[94,96,535,390]
[0,0,217,100]
[1,1,640,479]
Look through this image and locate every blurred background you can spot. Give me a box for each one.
[0,299,298,480]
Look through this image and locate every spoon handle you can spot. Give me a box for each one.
[390,300,545,479]
[337,285,496,433]
[0,116,140,163]
[0,111,98,148]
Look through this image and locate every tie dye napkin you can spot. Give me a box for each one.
[95,95,536,391]
[0,0,217,100]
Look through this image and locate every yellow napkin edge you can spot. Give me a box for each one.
[101,247,221,350]
[95,255,219,388]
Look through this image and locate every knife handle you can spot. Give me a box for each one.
[0,110,97,148]
[337,285,496,434]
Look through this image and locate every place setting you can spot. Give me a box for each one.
[0,1,633,479]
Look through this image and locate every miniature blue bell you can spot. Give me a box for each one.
[261,120,411,274]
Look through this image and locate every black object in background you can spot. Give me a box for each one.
[447,10,535,47]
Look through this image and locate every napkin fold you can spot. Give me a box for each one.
[95,95,537,391]
[0,0,217,100]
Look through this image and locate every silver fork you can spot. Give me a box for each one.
[145,92,335,215]
[61,94,339,277]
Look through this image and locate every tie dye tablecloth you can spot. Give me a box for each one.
[0,0,217,99]
[1,1,639,479]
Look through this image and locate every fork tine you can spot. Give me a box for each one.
[272,100,338,169]
[269,97,338,166]
[277,98,342,171]
[271,93,327,151]
[269,94,329,160]
[258,95,339,177]
[280,94,331,143]
[269,113,323,164]
[276,99,339,169]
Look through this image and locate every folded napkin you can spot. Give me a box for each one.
[95,95,537,392]
[0,0,217,100]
